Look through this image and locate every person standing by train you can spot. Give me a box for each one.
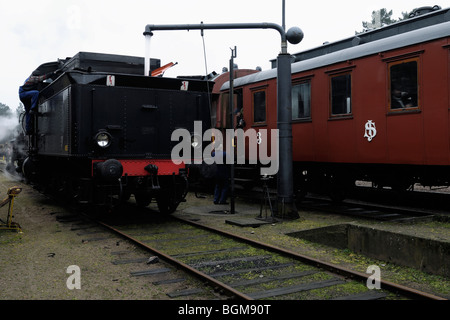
[212,144,230,205]
[18,69,59,134]
[235,108,246,129]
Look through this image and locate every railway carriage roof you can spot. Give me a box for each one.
[221,19,450,90]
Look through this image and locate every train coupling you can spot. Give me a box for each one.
[144,164,160,190]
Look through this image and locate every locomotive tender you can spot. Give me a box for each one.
[218,6,450,200]
[20,52,212,212]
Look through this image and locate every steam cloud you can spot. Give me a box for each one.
[0,114,19,142]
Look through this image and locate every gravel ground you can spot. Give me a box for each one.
[1,162,449,300]
[0,166,213,300]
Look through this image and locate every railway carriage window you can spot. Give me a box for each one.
[253,90,266,123]
[292,81,311,119]
[331,73,352,115]
[389,59,419,110]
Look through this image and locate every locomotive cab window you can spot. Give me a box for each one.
[292,81,311,119]
[252,89,266,124]
[389,58,419,110]
[330,73,352,116]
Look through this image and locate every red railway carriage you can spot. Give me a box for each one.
[211,69,260,130]
[219,7,450,200]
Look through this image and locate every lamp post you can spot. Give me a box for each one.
[229,46,237,215]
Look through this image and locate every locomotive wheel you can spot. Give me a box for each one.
[156,193,178,214]
[120,192,131,203]
[134,192,152,207]
[156,175,188,214]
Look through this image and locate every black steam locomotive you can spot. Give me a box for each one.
[18,52,212,213]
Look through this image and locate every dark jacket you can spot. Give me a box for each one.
[20,71,53,92]
[212,150,230,179]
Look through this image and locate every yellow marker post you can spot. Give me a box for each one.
[0,186,22,232]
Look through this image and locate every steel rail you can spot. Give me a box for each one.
[97,220,253,300]
[173,216,447,301]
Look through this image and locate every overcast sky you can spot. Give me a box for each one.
[0,0,444,110]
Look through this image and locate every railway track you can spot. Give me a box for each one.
[94,209,446,301]
[230,182,449,223]
[298,196,442,223]
[3,164,446,301]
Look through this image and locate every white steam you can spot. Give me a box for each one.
[0,114,19,142]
